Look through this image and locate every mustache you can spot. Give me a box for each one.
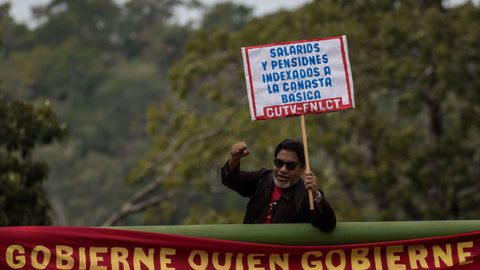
[273,175,291,188]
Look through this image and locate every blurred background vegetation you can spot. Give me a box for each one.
[0,0,479,227]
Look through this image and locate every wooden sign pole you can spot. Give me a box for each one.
[300,115,314,210]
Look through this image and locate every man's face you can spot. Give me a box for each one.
[273,149,305,189]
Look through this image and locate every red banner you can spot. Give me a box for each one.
[0,226,479,270]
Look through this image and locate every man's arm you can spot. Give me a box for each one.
[221,141,269,197]
[304,171,336,231]
[221,161,271,197]
[227,141,249,172]
[310,191,336,231]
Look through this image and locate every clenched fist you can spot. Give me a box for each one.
[228,141,250,171]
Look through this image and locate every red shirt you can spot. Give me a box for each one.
[264,185,283,223]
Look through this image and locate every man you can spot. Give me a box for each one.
[221,139,336,231]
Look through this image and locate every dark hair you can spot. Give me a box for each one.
[274,139,305,165]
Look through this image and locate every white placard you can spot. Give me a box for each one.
[241,36,355,121]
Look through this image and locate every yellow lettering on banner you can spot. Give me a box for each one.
[31,245,51,270]
[134,248,155,270]
[247,254,265,270]
[351,248,370,270]
[111,247,130,270]
[433,244,453,267]
[159,248,176,270]
[79,247,87,270]
[56,245,74,270]
[301,251,323,270]
[373,247,383,270]
[386,245,405,270]
[236,253,244,270]
[90,247,107,270]
[269,253,289,270]
[188,250,208,270]
[212,252,232,270]
[407,245,428,269]
[6,245,26,269]
[326,250,346,270]
[457,242,474,265]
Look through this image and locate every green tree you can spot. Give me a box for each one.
[200,2,252,31]
[32,0,120,49]
[122,0,480,225]
[115,0,192,58]
[105,2,255,225]
[0,89,66,225]
[0,3,34,57]
[1,0,196,225]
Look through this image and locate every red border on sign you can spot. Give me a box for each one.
[339,36,353,107]
[244,48,258,117]
[243,36,353,121]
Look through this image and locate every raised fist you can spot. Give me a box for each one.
[230,141,250,160]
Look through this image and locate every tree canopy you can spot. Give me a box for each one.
[0,88,65,225]
[129,0,480,224]
[0,0,479,226]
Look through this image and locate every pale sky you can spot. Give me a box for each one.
[1,0,477,28]
[0,0,312,27]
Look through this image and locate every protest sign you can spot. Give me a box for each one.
[241,36,354,121]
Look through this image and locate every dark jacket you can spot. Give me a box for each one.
[221,162,336,231]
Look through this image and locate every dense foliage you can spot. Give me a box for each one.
[138,0,480,224]
[1,0,192,225]
[0,89,65,225]
[1,0,479,226]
